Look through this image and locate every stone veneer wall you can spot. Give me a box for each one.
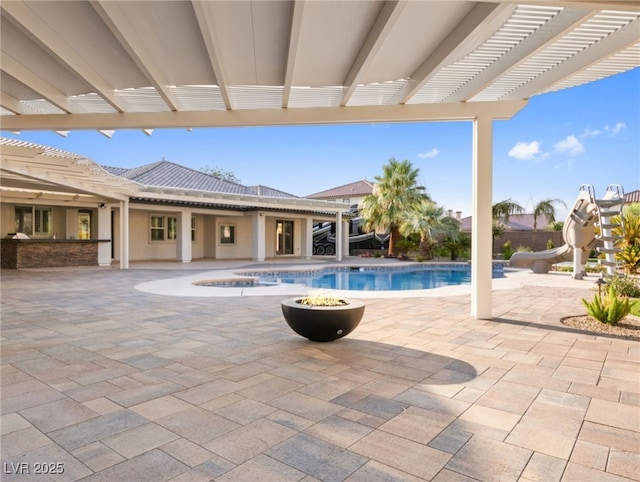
[1,240,100,269]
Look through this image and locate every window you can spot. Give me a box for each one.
[78,210,91,239]
[167,217,177,240]
[150,215,165,241]
[219,224,235,244]
[150,215,190,242]
[15,206,52,236]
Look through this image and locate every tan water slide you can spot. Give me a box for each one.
[509,186,600,278]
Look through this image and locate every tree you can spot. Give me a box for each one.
[201,165,241,183]
[439,218,470,260]
[361,158,429,257]
[492,199,525,224]
[549,221,564,231]
[399,200,447,259]
[532,198,566,247]
[614,203,640,273]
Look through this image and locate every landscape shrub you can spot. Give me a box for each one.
[618,245,640,274]
[582,286,631,325]
[607,273,640,298]
[502,240,513,260]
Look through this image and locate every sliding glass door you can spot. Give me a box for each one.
[276,220,294,255]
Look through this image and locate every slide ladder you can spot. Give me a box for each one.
[595,184,625,276]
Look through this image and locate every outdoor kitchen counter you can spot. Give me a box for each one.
[1,239,110,269]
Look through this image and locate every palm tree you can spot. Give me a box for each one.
[492,199,524,224]
[399,200,446,259]
[532,198,567,248]
[361,158,429,257]
[491,199,523,256]
[439,217,469,260]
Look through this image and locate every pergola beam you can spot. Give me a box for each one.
[505,15,640,100]
[447,7,593,102]
[192,0,232,110]
[1,53,71,113]
[391,3,514,104]
[340,0,407,106]
[282,0,306,108]
[1,0,126,112]
[0,99,528,131]
[0,91,39,114]
[90,1,179,111]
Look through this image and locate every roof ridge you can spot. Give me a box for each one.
[248,184,299,198]
[305,179,374,198]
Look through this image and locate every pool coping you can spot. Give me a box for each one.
[134,261,596,298]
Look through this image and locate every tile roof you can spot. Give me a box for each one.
[626,189,640,204]
[460,213,552,232]
[102,161,298,198]
[305,179,375,199]
[246,185,299,198]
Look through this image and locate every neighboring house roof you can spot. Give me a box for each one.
[103,161,298,199]
[626,189,640,204]
[460,213,552,232]
[305,179,375,200]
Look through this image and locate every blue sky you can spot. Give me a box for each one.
[2,68,638,221]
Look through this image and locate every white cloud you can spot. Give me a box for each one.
[605,122,627,136]
[418,148,439,159]
[508,141,541,161]
[554,135,584,155]
[580,127,601,138]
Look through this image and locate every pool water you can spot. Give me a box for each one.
[259,267,505,291]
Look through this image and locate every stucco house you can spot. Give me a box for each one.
[305,179,375,208]
[0,138,353,268]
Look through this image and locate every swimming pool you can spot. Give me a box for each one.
[251,264,505,291]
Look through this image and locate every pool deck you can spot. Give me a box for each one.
[1,257,638,481]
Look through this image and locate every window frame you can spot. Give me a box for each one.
[15,205,52,237]
[219,223,236,245]
[150,215,166,241]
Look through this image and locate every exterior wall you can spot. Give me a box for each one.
[265,215,303,257]
[203,215,216,258]
[1,202,98,241]
[191,215,204,259]
[2,199,340,263]
[494,231,565,255]
[265,217,276,256]
[214,216,252,259]
[1,203,12,236]
[313,195,366,207]
[129,209,173,260]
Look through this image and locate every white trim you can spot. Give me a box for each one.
[1,100,529,131]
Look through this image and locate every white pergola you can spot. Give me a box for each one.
[1,0,639,319]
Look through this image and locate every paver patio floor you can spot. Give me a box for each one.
[1,263,638,481]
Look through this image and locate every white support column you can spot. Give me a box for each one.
[342,219,350,258]
[119,199,130,269]
[300,217,313,259]
[176,210,192,263]
[252,212,266,261]
[97,204,111,266]
[471,116,493,319]
[335,211,343,262]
